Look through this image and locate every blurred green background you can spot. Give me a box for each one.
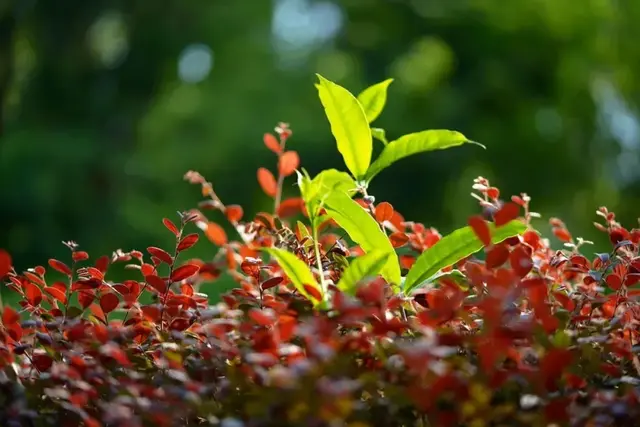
[1,0,640,299]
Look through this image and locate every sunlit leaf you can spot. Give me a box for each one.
[404,220,527,293]
[323,190,401,287]
[365,130,482,182]
[263,247,322,304]
[357,78,393,123]
[371,128,388,145]
[297,168,356,219]
[337,250,388,295]
[316,74,372,179]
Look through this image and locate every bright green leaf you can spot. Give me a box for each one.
[357,78,393,124]
[298,168,357,219]
[403,220,527,294]
[316,74,372,179]
[263,248,322,303]
[323,190,401,287]
[337,250,389,295]
[365,130,483,182]
[371,128,388,145]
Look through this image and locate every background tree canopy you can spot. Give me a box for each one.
[1,0,639,297]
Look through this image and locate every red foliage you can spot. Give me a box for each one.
[1,127,640,427]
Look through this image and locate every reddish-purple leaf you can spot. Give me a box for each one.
[260,276,283,291]
[100,293,119,314]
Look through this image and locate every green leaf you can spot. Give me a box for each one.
[337,250,389,295]
[357,78,393,124]
[323,190,401,286]
[263,248,322,303]
[403,220,527,294]
[371,128,388,145]
[365,130,482,182]
[316,74,372,179]
[298,168,357,219]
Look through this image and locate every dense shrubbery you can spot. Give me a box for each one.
[1,76,640,426]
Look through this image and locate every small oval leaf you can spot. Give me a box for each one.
[316,74,372,179]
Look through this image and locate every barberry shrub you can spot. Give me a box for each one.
[1,75,640,427]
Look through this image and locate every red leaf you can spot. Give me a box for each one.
[89,303,106,324]
[171,264,200,282]
[389,232,409,248]
[375,202,394,222]
[100,293,119,314]
[303,284,322,301]
[205,222,228,246]
[493,202,520,226]
[277,198,304,218]
[147,247,173,265]
[278,151,300,177]
[226,205,244,222]
[553,227,572,243]
[509,245,533,277]
[485,244,509,269]
[606,273,623,290]
[77,290,95,309]
[263,133,282,154]
[24,282,43,306]
[32,353,53,371]
[141,305,161,322]
[468,215,491,246]
[95,255,110,273]
[0,249,12,277]
[241,257,262,277]
[257,167,277,197]
[44,286,67,304]
[72,251,89,262]
[48,259,72,276]
[1,306,20,326]
[177,233,199,251]
[145,275,167,293]
[163,218,180,236]
[260,276,283,291]
[249,308,274,326]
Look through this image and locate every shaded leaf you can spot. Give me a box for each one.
[316,74,372,179]
[0,249,12,277]
[356,78,393,123]
[404,220,527,293]
[145,275,167,293]
[100,293,119,314]
[365,130,479,182]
